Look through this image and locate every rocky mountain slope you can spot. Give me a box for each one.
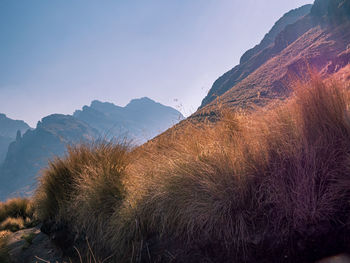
[199,0,350,114]
[0,114,31,162]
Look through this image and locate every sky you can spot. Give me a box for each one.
[0,0,313,127]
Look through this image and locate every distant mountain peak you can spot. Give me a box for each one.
[130,97,154,102]
[0,113,31,136]
[126,97,160,108]
[89,100,123,113]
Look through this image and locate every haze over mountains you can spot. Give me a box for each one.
[0,98,183,200]
[74,97,183,142]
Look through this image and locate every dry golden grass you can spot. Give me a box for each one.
[0,217,25,232]
[34,142,130,257]
[0,198,34,223]
[34,77,350,262]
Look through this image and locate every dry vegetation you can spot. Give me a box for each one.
[0,198,36,231]
[0,198,36,262]
[34,77,350,262]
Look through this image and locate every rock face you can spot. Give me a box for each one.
[199,0,350,113]
[6,226,68,263]
[0,114,99,200]
[0,114,31,163]
[74,97,184,143]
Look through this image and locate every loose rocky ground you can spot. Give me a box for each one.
[5,226,68,263]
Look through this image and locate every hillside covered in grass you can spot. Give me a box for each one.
[29,78,350,262]
[198,0,350,118]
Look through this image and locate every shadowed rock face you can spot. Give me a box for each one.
[5,226,69,263]
[199,0,350,115]
[312,0,350,21]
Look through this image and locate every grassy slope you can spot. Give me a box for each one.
[34,78,350,262]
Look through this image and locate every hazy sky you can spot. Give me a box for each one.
[0,0,313,127]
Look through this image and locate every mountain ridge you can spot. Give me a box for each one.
[200,4,313,108]
[198,0,350,115]
[0,97,183,200]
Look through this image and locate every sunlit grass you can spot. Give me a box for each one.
[34,77,350,262]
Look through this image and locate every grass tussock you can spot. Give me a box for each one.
[34,77,350,262]
[34,142,130,255]
[0,217,25,232]
[0,198,34,223]
[0,198,36,232]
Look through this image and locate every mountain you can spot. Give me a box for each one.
[0,98,183,200]
[0,114,31,162]
[0,114,99,200]
[199,0,350,114]
[200,4,313,108]
[73,97,184,143]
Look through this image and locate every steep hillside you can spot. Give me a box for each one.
[200,4,313,107]
[0,114,31,162]
[0,114,99,200]
[74,97,184,143]
[199,0,350,114]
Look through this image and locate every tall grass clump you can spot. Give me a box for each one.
[0,198,34,223]
[34,142,130,255]
[34,78,350,262]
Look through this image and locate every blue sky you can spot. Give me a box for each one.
[0,0,312,127]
